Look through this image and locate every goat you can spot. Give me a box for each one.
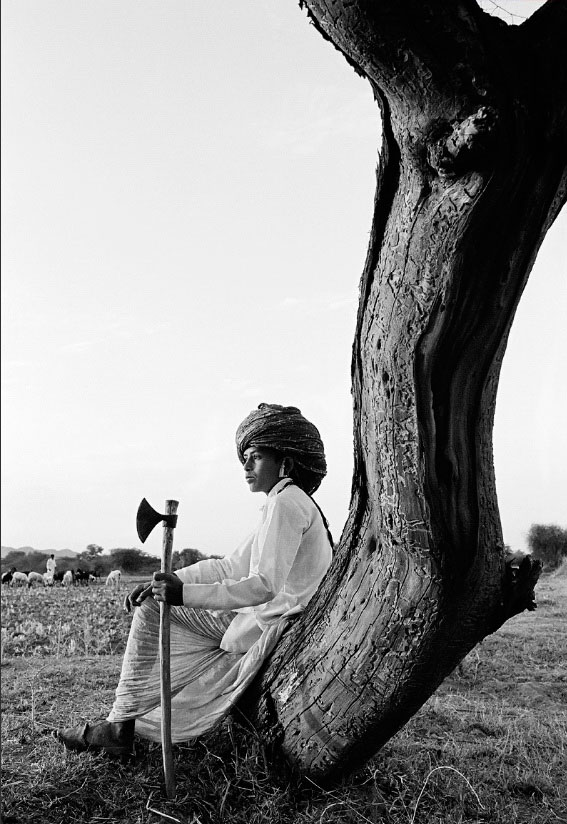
[105,569,121,589]
[62,570,74,587]
[2,568,17,585]
[74,568,91,586]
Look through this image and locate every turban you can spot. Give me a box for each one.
[235,403,327,495]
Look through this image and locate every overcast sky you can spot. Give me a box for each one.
[2,0,565,558]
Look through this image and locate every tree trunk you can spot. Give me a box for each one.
[239,0,567,782]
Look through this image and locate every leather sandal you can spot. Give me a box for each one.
[54,720,134,758]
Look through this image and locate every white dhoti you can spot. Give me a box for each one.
[107,598,289,742]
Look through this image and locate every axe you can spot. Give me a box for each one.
[136,497,179,801]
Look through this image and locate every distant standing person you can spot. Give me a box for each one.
[46,554,56,585]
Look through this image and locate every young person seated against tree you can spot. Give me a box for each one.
[56,403,334,756]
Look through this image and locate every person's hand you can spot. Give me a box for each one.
[152,572,184,606]
[123,581,152,613]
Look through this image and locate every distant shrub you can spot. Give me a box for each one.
[527,524,567,570]
[173,547,223,569]
[107,547,161,574]
[1,551,28,569]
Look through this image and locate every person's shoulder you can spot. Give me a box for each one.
[272,483,317,519]
[278,482,309,501]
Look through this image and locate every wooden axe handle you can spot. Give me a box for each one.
[160,499,178,801]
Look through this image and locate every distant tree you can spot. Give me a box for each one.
[1,550,28,569]
[26,551,52,573]
[172,548,223,569]
[527,525,567,570]
[0,550,52,574]
[85,543,105,557]
[108,547,161,575]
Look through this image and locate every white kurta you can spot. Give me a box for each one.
[107,479,332,742]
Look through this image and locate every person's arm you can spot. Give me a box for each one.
[180,493,308,611]
[174,533,253,585]
[129,535,255,611]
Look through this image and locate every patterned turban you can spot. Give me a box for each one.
[235,403,327,494]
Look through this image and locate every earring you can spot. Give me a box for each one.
[279,461,286,478]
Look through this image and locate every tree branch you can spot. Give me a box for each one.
[487,553,543,633]
[519,0,567,48]
[301,0,506,114]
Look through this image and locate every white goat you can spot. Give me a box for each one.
[105,569,121,589]
[62,570,74,587]
[10,572,28,587]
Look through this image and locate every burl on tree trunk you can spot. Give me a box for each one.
[240,0,567,781]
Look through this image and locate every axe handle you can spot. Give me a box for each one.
[160,499,178,801]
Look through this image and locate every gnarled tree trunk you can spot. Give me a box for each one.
[240,0,566,782]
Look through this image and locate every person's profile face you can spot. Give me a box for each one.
[242,447,281,495]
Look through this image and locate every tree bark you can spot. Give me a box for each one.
[239,0,567,782]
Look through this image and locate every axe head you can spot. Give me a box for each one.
[136,498,166,543]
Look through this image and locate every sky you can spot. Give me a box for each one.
[1,0,565,558]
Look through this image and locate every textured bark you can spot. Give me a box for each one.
[238,0,567,781]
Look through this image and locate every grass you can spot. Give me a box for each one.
[1,570,566,824]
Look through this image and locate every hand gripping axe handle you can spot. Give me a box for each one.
[136,497,179,801]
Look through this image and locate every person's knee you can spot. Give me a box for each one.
[129,595,160,632]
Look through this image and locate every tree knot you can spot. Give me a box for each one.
[427,106,498,178]
[487,550,543,634]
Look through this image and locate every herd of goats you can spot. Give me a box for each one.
[1,567,122,589]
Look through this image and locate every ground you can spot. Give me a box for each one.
[1,570,565,824]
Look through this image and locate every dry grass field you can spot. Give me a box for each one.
[1,568,566,824]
